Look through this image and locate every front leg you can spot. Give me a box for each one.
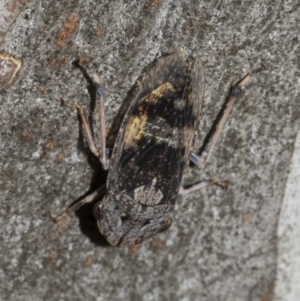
[61,62,109,170]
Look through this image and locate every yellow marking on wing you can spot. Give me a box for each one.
[141,82,175,105]
[123,82,175,149]
[124,114,149,148]
[151,82,175,97]
[124,114,172,149]
[138,130,169,141]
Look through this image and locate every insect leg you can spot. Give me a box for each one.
[75,60,109,170]
[182,64,266,195]
[51,184,106,222]
[179,179,228,196]
[89,71,109,170]
[61,96,109,169]
[197,64,266,168]
[189,152,205,169]
[61,99,99,155]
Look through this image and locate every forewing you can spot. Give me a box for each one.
[107,52,205,206]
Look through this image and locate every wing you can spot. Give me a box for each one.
[107,52,205,207]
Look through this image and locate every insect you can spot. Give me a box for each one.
[53,51,265,247]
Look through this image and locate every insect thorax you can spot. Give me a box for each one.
[94,192,173,247]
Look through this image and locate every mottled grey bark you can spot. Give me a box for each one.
[1,0,299,300]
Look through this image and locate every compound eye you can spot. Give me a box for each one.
[157,217,172,233]
[93,202,103,219]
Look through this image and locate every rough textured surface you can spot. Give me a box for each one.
[1,1,299,301]
[0,0,28,40]
[275,132,300,301]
